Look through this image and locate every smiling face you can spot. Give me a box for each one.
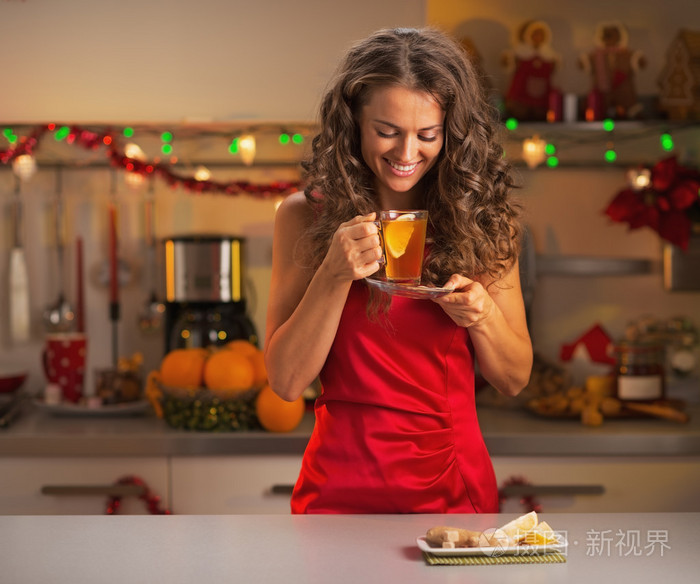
[358,85,445,209]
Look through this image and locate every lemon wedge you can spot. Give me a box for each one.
[521,521,558,545]
[383,214,415,259]
[498,511,539,542]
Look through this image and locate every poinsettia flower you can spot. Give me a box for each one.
[605,156,699,249]
[658,210,692,250]
[651,156,679,192]
[627,204,659,231]
[604,188,646,222]
[668,180,700,211]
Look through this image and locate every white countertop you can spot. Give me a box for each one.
[0,512,697,584]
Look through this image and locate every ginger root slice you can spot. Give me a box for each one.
[425,526,482,548]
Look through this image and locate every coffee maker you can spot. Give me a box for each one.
[163,235,258,352]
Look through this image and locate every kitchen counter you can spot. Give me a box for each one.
[1,401,699,457]
[1,512,697,584]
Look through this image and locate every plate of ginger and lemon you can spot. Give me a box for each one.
[418,511,567,556]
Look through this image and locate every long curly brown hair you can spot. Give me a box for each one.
[301,27,522,288]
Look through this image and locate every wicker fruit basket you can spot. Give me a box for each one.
[146,372,261,431]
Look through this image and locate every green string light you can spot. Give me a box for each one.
[279,133,290,145]
[546,156,559,168]
[3,128,18,143]
[292,133,304,144]
[505,118,518,131]
[54,126,70,141]
[545,143,556,156]
[228,137,240,155]
[604,149,617,163]
[161,143,173,155]
[603,119,615,132]
[123,127,134,138]
[660,133,674,152]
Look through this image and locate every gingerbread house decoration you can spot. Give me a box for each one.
[657,29,700,120]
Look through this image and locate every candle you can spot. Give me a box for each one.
[76,236,85,333]
[109,203,118,305]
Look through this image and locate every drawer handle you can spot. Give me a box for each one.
[500,484,605,497]
[270,484,294,495]
[41,484,146,497]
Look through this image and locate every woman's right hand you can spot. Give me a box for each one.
[321,212,383,282]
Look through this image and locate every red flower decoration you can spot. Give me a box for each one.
[605,156,700,250]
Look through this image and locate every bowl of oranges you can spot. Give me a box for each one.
[146,339,305,432]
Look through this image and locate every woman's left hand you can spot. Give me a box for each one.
[432,274,496,328]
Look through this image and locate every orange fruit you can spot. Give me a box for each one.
[247,350,268,387]
[227,339,267,387]
[226,339,259,358]
[255,384,305,433]
[159,348,208,388]
[203,349,255,395]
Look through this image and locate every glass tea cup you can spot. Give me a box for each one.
[375,210,428,285]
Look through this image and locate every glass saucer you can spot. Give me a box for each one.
[365,278,454,299]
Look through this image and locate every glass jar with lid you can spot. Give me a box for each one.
[613,341,665,401]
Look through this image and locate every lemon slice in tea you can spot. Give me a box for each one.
[384,214,416,259]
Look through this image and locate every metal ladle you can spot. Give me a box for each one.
[43,169,75,332]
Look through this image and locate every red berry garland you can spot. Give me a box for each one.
[1,123,302,199]
[498,475,542,514]
[105,475,171,515]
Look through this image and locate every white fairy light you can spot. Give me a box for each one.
[194,165,211,181]
[522,135,547,169]
[627,167,651,190]
[12,154,38,181]
[238,134,256,166]
[124,142,147,161]
[125,171,146,189]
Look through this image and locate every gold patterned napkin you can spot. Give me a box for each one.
[423,551,567,566]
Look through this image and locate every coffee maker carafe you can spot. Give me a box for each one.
[163,235,258,352]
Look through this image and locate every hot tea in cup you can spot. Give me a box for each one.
[378,210,428,285]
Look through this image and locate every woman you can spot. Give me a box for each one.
[264,27,532,514]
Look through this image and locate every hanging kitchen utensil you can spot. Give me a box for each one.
[138,182,164,333]
[9,176,30,344]
[108,170,120,368]
[43,167,75,332]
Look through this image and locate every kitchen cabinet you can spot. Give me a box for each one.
[0,457,169,515]
[170,455,302,514]
[492,455,700,513]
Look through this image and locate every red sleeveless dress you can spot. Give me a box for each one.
[290,280,498,514]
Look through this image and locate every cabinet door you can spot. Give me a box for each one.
[492,456,700,513]
[171,455,302,514]
[0,457,170,515]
